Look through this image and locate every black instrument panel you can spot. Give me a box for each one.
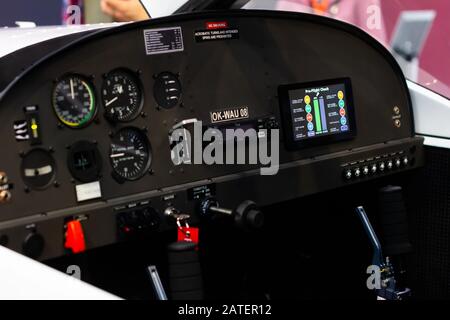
[0,11,424,260]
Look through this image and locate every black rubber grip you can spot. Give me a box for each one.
[378,186,413,256]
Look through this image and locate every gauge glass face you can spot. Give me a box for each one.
[102,70,143,122]
[153,72,182,109]
[68,141,103,183]
[110,128,151,181]
[21,149,56,190]
[52,74,96,128]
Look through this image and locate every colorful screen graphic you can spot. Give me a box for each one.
[288,83,350,142]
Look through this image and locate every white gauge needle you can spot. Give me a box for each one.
[110,153,125,158]
[70,79,75,100]
[105,96,119,107]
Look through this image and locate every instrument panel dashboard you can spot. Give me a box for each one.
[0,10,424,259]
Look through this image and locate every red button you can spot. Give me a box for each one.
[64,220,86,254]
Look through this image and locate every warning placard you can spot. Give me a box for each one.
[194,28,240,43]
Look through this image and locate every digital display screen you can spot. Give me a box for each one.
[279,78,356,150]
[289,83,350,141]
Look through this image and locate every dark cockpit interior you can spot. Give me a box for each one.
[1,1,448,302]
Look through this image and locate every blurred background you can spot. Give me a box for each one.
[0,0,110,26]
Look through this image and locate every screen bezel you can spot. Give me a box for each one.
[278,78,357,151]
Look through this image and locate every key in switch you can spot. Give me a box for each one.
[64,220,86,254]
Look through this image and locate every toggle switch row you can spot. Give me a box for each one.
[343,155,411,181]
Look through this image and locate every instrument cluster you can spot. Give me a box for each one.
[44,69,180,187]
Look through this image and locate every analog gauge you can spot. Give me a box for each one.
[109,127,151,181]
[102,69,143,122]
[52,74,96,128]
[67,141,103,183]
[153,72,182,109]
[21,149,57,190]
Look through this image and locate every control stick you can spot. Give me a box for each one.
[201,198,264,230]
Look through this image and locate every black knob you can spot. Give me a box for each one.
[235,200,264,230]
[23,232,45,259]
[246,208,264,229]
[201,198,264,230]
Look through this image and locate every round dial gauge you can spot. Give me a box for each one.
[21,149,57,190]
[102,69,143,122]
[153,72,182,109]
[52,74,96,128]
[110,127,151,181]
[67,141,103,183]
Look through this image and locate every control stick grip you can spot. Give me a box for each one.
[378,186,413,256]
[167,241,204,300]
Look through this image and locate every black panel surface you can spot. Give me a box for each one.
[0,11,423,261]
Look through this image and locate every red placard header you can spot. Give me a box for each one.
[206,21,229,30]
